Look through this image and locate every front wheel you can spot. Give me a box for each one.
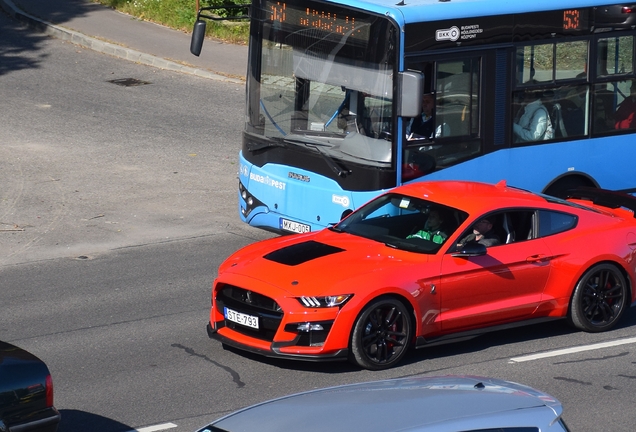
[568,263,629,332]
[349,297,412,370]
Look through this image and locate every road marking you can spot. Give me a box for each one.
[509,337,636,363]
[125,423,178,432]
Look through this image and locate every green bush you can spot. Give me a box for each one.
[97,0,249,44]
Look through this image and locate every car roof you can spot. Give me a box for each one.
[391,180,547,216]
[209,375,563,432]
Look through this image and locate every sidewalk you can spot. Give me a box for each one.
[0,0,247,83]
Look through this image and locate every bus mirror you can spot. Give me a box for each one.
[190,20,207,56]
[398,71,424,118]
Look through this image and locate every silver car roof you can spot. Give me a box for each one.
[202,375,565,432]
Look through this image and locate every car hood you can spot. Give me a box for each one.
[217,230,433,296]
[199,375,563,432]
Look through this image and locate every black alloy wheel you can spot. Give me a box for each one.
[349,297,412,370]
[568,263,628,332]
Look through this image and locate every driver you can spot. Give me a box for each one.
[457,217,500,248]
[407,209,447,244]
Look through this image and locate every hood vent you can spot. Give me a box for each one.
[264,240,345,266]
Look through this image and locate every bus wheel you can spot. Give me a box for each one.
[544,176,594,199]
[568,263,628,332]
[349,297,411,370]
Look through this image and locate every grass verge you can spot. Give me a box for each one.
[95,0,249,44]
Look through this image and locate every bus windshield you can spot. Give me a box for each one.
[246,0,396,167]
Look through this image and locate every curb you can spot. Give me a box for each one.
[0,0,243,83]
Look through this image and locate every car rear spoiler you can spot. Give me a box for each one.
[567,187,636,217]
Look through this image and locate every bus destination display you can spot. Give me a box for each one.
[563,9,582,30]
[267,0,370,40]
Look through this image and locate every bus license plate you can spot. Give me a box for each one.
[224,307,259,329]
[280,218,311,234]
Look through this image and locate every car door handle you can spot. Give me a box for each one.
[526,254,549,263]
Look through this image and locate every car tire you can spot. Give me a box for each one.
[349,297,412,370]
[568,263,628,332]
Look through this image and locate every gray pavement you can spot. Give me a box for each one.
[0,4,270,268]
[0,0,247,82]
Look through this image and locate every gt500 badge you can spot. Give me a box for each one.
[332,194,350,207]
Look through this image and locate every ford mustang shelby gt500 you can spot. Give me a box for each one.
[208,180,636,370]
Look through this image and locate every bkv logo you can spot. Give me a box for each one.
[435,26,460,42]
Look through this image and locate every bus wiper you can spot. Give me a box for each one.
[246,139,286,152]
[283,134,339,146]
[283,137,352,178]
[309,143,352,178]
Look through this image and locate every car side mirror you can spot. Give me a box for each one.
[452,242,487,257]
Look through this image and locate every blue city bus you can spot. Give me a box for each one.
[191,0,636,234]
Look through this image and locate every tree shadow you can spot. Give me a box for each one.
[5,0,102,25]
[0,0,101,76]
[0,10,48,75]
[59,409,134,432]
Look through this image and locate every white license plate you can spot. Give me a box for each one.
[280,218,311,233]
[224,307,259,329]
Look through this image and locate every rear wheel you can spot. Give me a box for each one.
[568,263,628,332]
[349,297,411,370]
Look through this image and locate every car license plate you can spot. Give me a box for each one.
[224,307,259,329]
[280,218,311,234]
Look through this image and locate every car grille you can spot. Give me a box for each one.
[216,285,283,342]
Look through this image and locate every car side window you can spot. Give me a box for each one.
[500,210,535,244]
[457,210,535,247]
[538,210,577,237]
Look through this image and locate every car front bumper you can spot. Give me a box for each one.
[207,322,349,362]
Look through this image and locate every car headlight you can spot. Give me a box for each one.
[297,295,352,308]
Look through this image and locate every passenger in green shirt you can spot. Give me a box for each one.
[407,209,448,244]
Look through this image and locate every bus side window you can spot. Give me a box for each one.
[514,40,590,140]
[592,35,635,134]
[435,58,480,138]
[592,84,618,133]
[558,85,588,137]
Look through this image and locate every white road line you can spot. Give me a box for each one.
[509,337,636,363]
[125,423,178,432]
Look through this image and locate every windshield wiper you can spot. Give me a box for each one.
[283,137,352,178]
[309,143,352,178]
[246,140,286,151]
[283,134,338,146]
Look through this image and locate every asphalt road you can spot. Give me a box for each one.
[5,237,636,432]
[3,10,636,432]
[0,10,262,267]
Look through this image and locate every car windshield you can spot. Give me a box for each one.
[333,193,468,254]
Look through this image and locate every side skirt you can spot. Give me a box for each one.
[415,317,563,349]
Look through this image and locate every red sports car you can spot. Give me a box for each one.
[208,180,636,370]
